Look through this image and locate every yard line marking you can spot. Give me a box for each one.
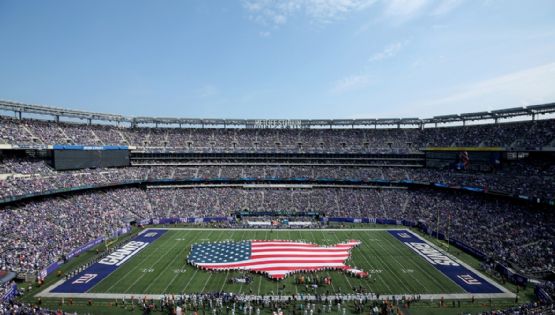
[181,230,219,293]
[288,229,299,296]
[361,230,414,293]
[145,230,194,293]
[201,273,213,292]
[372,232,432,293]
[181,269,198,293]
[306,229,338,294]
[221,270,231,292]
[235,229,250,295]
[379,231,449,293]
[256,229,269,296]
[326,230,355,292]
[368,231,426,292]
[163,230,211,293]
[354,233,395,293]
[123,233,185,293]
[220,230,237,292]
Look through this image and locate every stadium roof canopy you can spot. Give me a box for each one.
[0,99,554,128]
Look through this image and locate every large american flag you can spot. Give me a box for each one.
[187,240,361,279]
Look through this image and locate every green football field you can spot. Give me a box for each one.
[86,228,468,296]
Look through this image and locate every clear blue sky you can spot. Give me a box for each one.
[0,0,554,119]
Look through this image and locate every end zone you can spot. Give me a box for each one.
[39,229,166,295]
[389,230,513,297]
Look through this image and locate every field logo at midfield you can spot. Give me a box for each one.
[52,229,166,293]
[187,240,364,279]
[388,230,502,294]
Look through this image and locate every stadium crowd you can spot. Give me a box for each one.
[0,159,146,200]
[2,291,553,315]
[0,187,152,276]
[145,187,555,276]
[1,115,554,151]
[0,186,552,281]
[1,158,553,202]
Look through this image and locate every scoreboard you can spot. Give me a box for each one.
[52,145,129,170]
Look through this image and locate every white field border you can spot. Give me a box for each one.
[146,227,409,231]
[36,227,515,300]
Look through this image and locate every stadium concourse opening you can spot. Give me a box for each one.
[0,100,553,314]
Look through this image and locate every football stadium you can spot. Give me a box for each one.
[1,1,555,315]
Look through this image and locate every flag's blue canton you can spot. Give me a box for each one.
[188,241,251,263]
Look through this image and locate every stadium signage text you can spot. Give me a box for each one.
[457,274,482,285]
[254,119,302,129]
[72,273,97,284]
[405,242,460,266]
[99,241,149,266]
[52,144,129,150]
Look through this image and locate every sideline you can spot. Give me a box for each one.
[36,291,515,300]
[150,227,408,231]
